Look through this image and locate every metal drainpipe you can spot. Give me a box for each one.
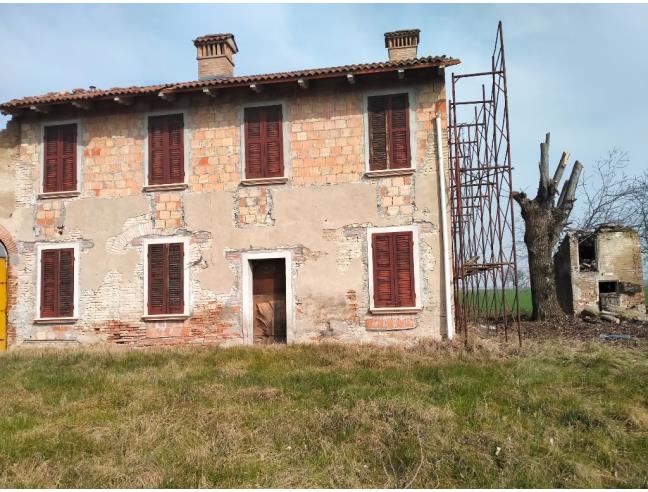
[436,115,455,340]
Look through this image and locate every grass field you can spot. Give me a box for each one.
[1,340,648,487]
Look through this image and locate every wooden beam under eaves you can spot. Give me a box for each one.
[397,69,405,80]
[158,91,175,102]
[202,88,218,98]
[297,78,309,89]
[346,74,355,85]
[250,83,262,94]
[29,105,48,114]
[72,100,92,110]
[114,96,133,106]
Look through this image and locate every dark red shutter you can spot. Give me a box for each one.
[393,231,415,307]
[245,105,284,179]
[148,242,184,315]
[40,248,75,318]
[372,233,395,307]
[57,249,75,317]
[167,243,184,314]
[43,124,77,192]
[245,108,264,179]
[264,106,284,178]
[148,244,166,314]
[368,96,388,171]
[148,114,184,185]
[40,250,58,317]
[372,231,416,308]
[388,94,410,169]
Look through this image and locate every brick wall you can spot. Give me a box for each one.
[1,76,452,348]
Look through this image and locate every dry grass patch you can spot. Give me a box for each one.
[0,339,647,487]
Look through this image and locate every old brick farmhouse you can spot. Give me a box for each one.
[0,30,459,348]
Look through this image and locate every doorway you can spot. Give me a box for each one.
[250,258,287,344]
[599,280,620,311]
[0,242,7,351]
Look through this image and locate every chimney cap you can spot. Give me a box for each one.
[384,29,420,48]
[193,33,238,53]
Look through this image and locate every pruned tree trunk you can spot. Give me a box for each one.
[512,133,582,321]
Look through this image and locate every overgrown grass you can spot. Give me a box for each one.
[0,340,647,487]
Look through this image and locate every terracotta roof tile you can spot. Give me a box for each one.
[0,55,459,111]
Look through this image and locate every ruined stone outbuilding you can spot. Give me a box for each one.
[0,29,459,348]
[554,225,646,316]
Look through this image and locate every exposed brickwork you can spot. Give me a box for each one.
[35,200,64,237]
[378,176,414,216]
[153,192,183,230]
[236,186,273,226]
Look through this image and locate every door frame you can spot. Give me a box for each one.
[241,250,294,345]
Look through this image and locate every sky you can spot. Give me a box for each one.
[0,3,647,202]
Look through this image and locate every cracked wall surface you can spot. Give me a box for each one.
[0,76,454,347]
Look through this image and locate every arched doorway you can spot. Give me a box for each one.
[0,241,6,351]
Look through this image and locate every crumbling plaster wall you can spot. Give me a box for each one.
[565,230,646,314]
[3,77,452,347]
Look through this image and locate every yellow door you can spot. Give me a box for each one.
[0,259,6,351]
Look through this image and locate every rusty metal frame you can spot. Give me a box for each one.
[448,21,521,344]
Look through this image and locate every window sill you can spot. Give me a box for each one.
[240,177,288,186]
[38,191,80,200]
[369,307,422,315]
[364,168,415,178]
[141,314,190,322]
[142,183,188,193]
[34,317,78,325]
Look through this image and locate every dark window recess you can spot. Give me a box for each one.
[599,281,620,310]
[244,105,284,179]
[372,231,416,308]
[368,93,410,171]
[599,281,619,294]
[148,242,184,315]
[43,124,77,193]
[40,248,75,318]
[148,114,185,185]
[578,235,597,271]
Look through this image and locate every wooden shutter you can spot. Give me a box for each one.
[264,106,284,178]
[244,108,264,179]
[245,105,284,179]
[40,250,58,317]
[368,94,410,170]
[368,96,388,171]
[40,248,75,318]
[43,124,77,192]
[148,242,184,315]
[371,231,416,308]
[167,243,184,314]
[148,114,184,185]
[148,243,166,314]
[388,94,410,169]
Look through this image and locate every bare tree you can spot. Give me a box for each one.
[512,133,582,321]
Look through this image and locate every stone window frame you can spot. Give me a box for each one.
[38,119,84,199]
[34,242,80,324]
[362,88,418,178]
[142,109,191,192]
[366,224,422,314]
[239,99,291,186]
[141,236,191,321]
[240,250,295,344]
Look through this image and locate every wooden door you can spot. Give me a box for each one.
[252,259,286,344]
[0,258,6,351]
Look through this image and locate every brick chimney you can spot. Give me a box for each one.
[384,29,420,61]
[193,33,239,79]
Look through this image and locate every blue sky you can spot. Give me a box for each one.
[1,3,647,197]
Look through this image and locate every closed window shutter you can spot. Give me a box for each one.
[148,242,184,315]
[40,248,75,318]
[40,250,59,317]
[372,233,396,308]
[57,249,75,317]
[264,105,284,178]
[388,94,410,169]
[368,94,410,170]
[245,105,284,178]
[148,244,167,314]
[148,114,184,185]
[43,124,77,192]
[244,108,264,179]
[393,231,415,306]
[368,96,388,171]
[166,243,184,314]
[371,231,416,308]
